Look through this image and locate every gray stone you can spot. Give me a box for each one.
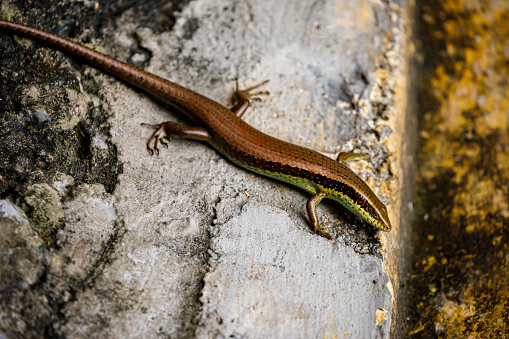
[197,202,391,338]
[0,0,410,336]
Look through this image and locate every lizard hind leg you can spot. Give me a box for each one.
[231,79,270,117]
[141,122,211,155]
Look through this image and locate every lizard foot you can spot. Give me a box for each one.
[141,123,171,155]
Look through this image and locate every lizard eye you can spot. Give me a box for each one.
[366,206,378,219]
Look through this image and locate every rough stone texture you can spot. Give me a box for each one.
[0,0,410,337]
[196,202,391,338]
[0,199,64,338]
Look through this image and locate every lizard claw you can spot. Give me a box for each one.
[142,122,172,155]
[235,79,270,101]
[315,227,332,240]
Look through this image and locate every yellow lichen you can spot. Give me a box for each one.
[410,1,509,337]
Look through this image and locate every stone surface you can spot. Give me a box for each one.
[196,202,391,338]
[403,0,509,337]
[0,0,410,337]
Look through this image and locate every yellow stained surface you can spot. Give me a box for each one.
[407,0,509,337]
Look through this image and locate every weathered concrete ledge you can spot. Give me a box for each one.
[0,0,411,337]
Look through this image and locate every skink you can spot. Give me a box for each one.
[0,20,391,239]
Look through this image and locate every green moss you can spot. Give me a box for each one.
[25,183,63,243]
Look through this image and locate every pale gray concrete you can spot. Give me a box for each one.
[197,202,391,338]
[0,0,409,337]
